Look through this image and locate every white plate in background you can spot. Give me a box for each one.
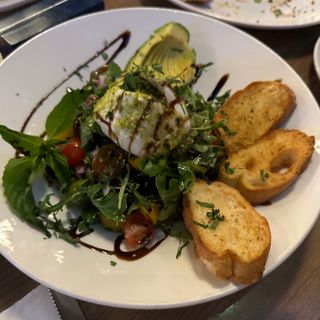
[169,0,320,29]
[314,36,320,80]
[0,8,320,309]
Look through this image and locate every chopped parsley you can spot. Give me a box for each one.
[122,73,137,91]
[110,260,117,266]
[273,9,283,17]
[224,161,235,174]
[176,239,189,259]
[260,169,269,181]
[106,111,114,120]
[74,70,83,81]
[101,52,109,61]
[194,201,225,230]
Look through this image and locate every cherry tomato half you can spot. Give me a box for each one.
[61,137,85,168]
[123,211,155,249]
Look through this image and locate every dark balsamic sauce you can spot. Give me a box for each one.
[20,31,131,134]
[68,223,167,261]
[207,73,229,102]
[113,235,167,261]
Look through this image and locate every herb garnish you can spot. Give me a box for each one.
[260,169,269,181]
[176,239,189,259]
[194,201,225,230]
[224,161,235,174]
[273,9,283,17]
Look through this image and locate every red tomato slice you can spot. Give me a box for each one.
[123,211,155,249]
[61,137,85,168]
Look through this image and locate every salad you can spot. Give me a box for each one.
[0,22,229,258]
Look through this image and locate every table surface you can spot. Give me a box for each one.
[0,0,320,319]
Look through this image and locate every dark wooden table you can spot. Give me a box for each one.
[1,1,320,319]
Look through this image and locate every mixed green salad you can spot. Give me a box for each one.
[0,22,229,253]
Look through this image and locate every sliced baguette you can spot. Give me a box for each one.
[218,129,315,205]
[183,180,271,284]
[214,80,296,153]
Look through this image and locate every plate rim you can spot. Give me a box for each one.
[0,7,320,309]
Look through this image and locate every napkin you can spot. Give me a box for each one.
[0,285,61,320]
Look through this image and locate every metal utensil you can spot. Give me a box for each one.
[0,0,104,57]
[49,289,86,320]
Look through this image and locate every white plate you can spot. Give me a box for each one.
[169,0,320,29]
[314,36,320,80]
[0,8,320,309]
[0,0,37,12]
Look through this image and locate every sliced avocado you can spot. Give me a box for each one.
[125,22,196,84]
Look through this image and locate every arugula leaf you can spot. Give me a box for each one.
[156,174,181,221]
[122,73,137,91]
[87,184,126,222]
[44,149,70,185]
[177,162,196,192]
[0,125,43,156]
[140,157,167,177]
[2,157,50,236]
[45,89,91,139]
[77,205,99,232]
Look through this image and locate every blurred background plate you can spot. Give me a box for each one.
[314,36,320,80]
[169,0,320,29]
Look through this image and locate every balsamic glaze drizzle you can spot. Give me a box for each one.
[20,31,131,133]
[68,223,167,261]
[207,73,229,102]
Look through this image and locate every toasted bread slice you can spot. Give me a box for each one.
[218,129,315,205]
[183,180,271,284]
[214,80,296,153]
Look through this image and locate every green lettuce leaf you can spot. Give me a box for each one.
[155,174,181,221]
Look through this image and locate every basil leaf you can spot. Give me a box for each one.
[79,120,94,149]
[46,89,91,139]
[2,157,50,236]
[108,61,122,79]
[0,125,43,156]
